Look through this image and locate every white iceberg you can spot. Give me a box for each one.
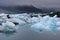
[0,13,8,24]
[31,22,49,33]
[19,20,27,27]
[42,15,50,23]
[8,18,21,23]
[15,14,29,20]
[28,17,40,25]
[2,21,16,32]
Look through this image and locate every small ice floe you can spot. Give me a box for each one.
[8,18,20,24]
[8,17,27,27]
[47,15,57,28]
[0,21,19,37]
[46,19,56,32]
[8,18,27,26]
[0,13,8,19]
[0,13,9,24]
[19,20,27,27]
[9,14,16,18]
[56,18,60,27]
[2,21,16,33]
[31,22,49,33]
[28,17,40,25]
[42,15,50,23]
[15,14,29,20]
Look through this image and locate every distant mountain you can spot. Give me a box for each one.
[39,7,60,13]
[0,5,60,13]
[0,5,42,13]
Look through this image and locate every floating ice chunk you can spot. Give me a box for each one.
[8,18,21,23]
[0,13,6,16]
[5,21,15,27]
[2,21,16,32]
[0,25,5,31]
[19,20,26,27]
[44,15,58,32]
[31,22,49,32]
[31,15,60,33]
[0,13,8,23]
[15,14,29,20]
[9,14,17,18]
[0,18,8,25]
[16,15,25,19]
[47,23,56,32]
[0,13,8,19]
[56,21,60,27]
[28,17,40,25]
[53,15,57,18]
[8,18,28,26]
[42,15,50,23]
[38,15,42,21]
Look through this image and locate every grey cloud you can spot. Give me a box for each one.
[0,0,60,8]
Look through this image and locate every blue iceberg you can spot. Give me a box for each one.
[31,15,60,33]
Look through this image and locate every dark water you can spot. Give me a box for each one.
[0,24,60,40]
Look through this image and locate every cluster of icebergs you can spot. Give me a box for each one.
[0,13,60,34]
[31,15,60,33]
[0,13,30,33]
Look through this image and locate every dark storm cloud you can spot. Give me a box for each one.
[0,0,60,8]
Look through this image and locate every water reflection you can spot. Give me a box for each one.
[0,30,16,37]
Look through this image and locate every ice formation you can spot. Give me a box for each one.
[28,15,42,25]
[0,13,60,34]
[31,22,47,32]
[0,13,29,33]
[31,15,60,33]
[19,21,27,27]
[2,21,16,32]
[28,17,40,24]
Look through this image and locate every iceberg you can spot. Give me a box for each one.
[28,17,40,25]
[15,14,29,20]
[0,13,8,25]
[31,22,49,33]
[8,18,21,23]
[2,21,16,32]
[19,20,27,27]
[42,15,50,23]
[31,15,60,33]
[8,18,27,26]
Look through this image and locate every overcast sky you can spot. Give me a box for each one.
[0,0,60,8]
